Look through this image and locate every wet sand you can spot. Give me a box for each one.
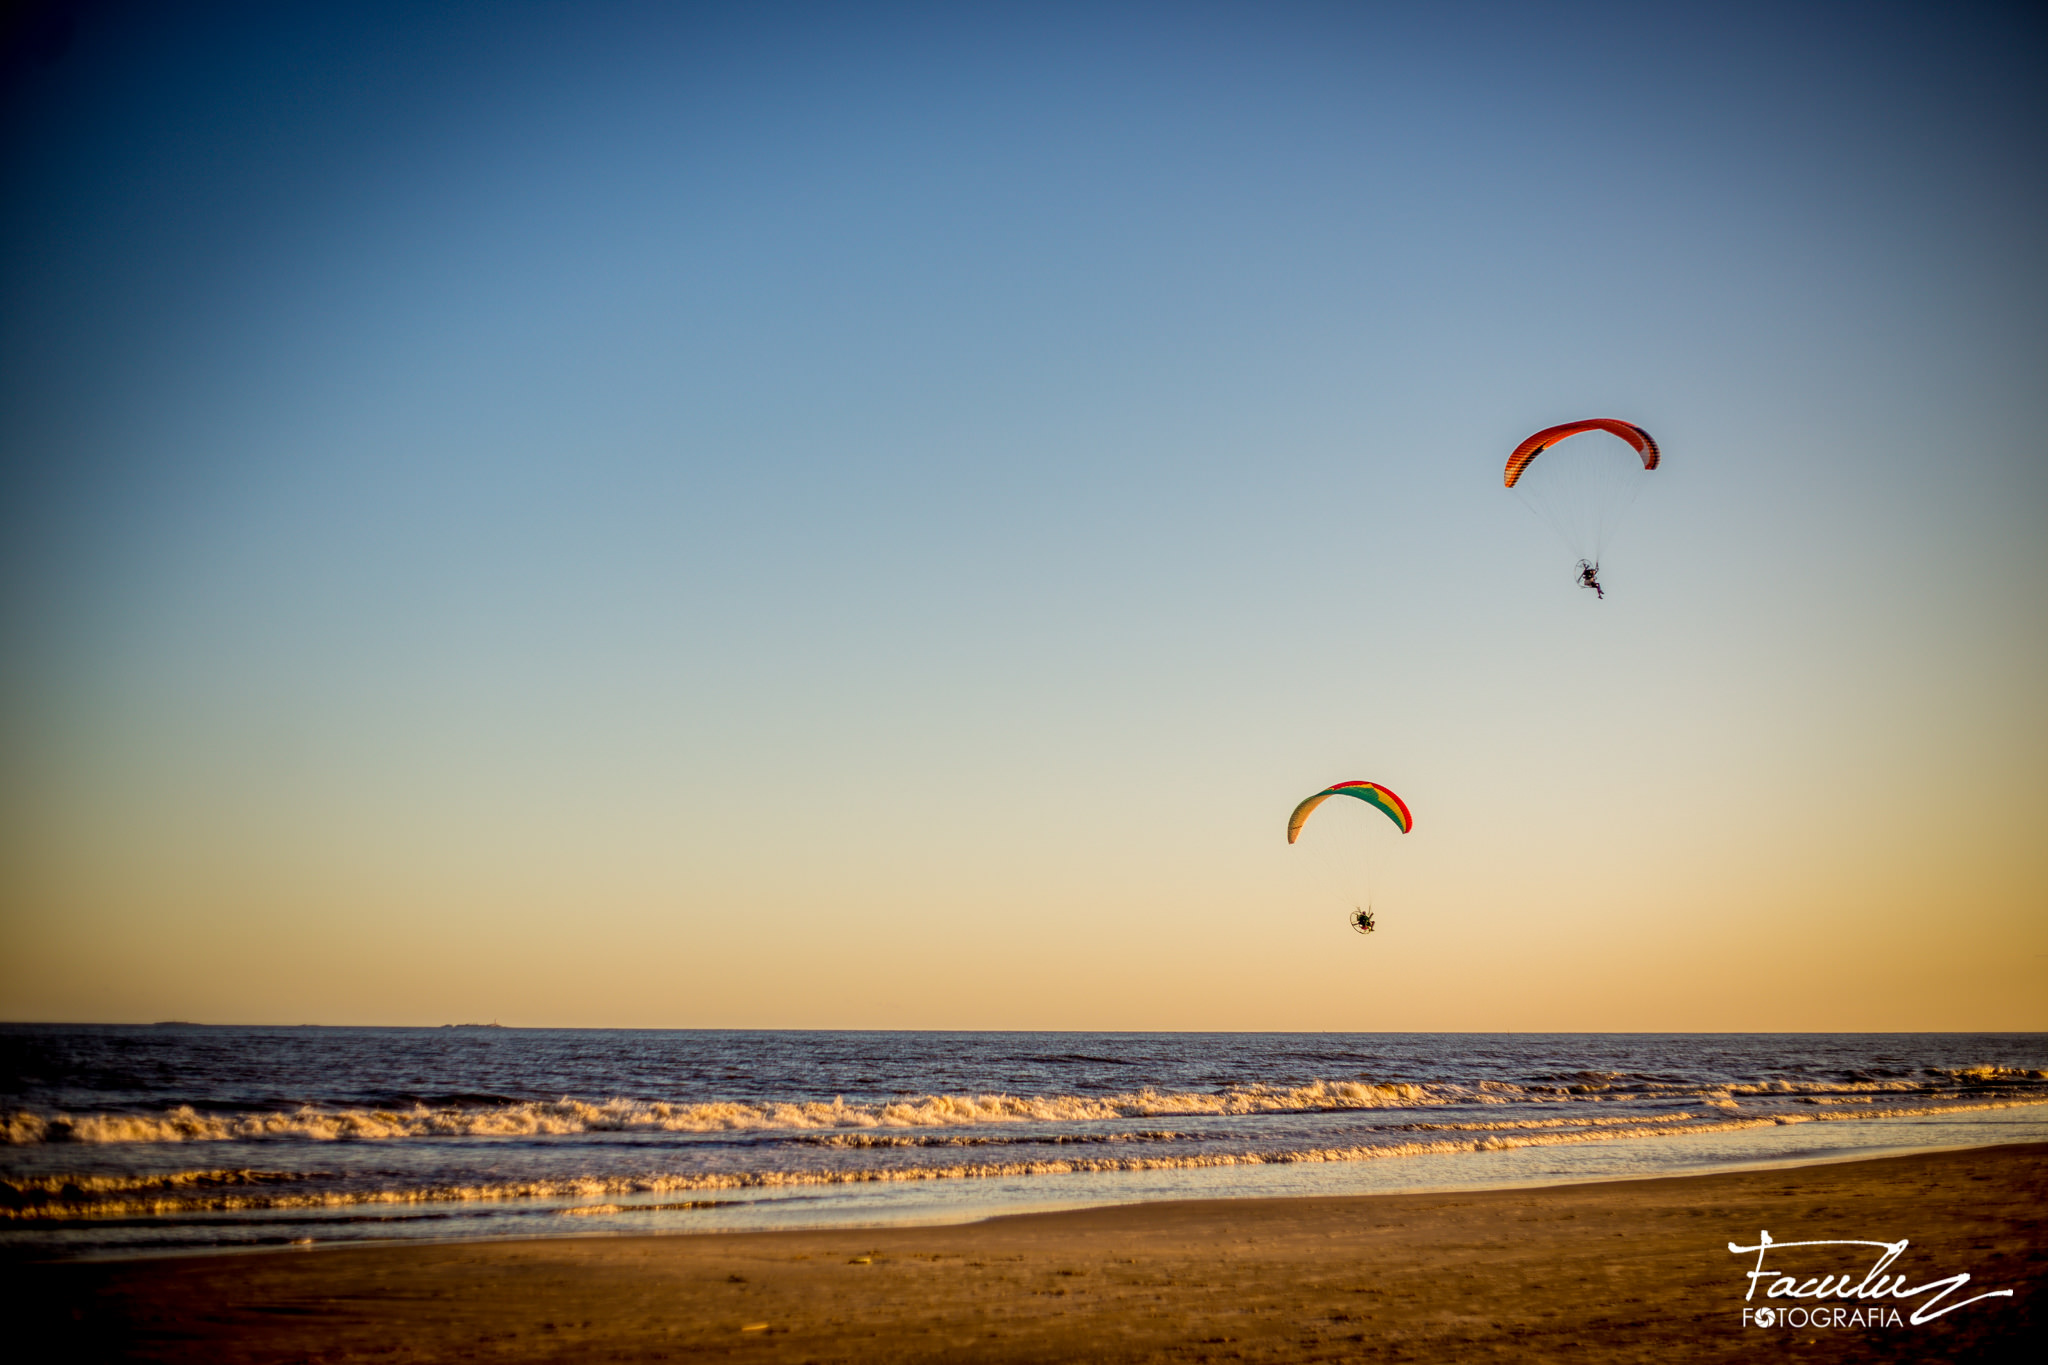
[17,1144,2044,1363]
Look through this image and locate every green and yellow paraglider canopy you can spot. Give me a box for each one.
[1286,781,1412,843]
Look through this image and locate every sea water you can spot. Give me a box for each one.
[4,1027,2044,1259]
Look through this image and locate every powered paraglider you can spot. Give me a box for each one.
[1505,418,1659,596]
[1287,780,1412,936]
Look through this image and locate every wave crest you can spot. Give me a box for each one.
[7,1066,2043,1149]
[1,1080,1432,1146]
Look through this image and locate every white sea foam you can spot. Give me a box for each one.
[0,1080,1436,1145]
[9,1096,2043,1222]
[797,1129,1190,1149]
[4,1168,309,1193]
[1394,1112,1707,1133]
[0,1168,314,1214]
[6,1068,2044,1148]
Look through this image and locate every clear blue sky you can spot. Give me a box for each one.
[3,1,2043,1028]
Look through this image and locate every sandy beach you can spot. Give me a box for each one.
[17,1142,2042,1363]
[7,3,2043,1358]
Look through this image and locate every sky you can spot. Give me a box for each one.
[1,0,2043,1031]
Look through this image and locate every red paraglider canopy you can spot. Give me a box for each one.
[1504,419,1659,489]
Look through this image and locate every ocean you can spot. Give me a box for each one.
[4,1027,2044,1259]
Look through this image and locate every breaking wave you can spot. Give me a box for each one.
[794,1129,1191,1149]
[9,1095,2042,1223]
[9,1067,2042,1149]
[0,1080,1434,1146]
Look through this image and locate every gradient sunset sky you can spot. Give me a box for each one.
[3,1,2043,1030]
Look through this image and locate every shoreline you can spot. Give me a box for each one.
[19,1127,2045,1266]
[17,1141,2043,1362]
[15,1102,2047,1263]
